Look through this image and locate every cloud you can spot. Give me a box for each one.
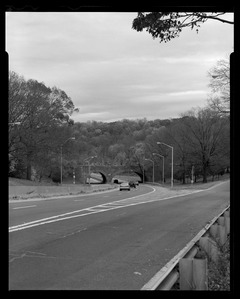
[167,90,207,97]
[6,12,233,123]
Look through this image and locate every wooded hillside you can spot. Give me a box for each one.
[9,70,230,184]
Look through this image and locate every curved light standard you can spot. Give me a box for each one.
[142,158,145,184]
[153,153,164,184]
[60,137,75,185]
[144,158,154,183]
[157,142,174,188]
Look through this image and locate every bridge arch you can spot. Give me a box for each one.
[97,172,107,184]
[78,165,142,184]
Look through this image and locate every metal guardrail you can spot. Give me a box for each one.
[141,204,230,290]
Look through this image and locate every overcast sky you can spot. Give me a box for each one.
[6,12,233,123]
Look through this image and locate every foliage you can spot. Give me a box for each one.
[132,12,233,43]
[8,71,79,180]
[9,69,230,184]
[72,112,229,184]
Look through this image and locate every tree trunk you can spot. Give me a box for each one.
[202,164,208,183]
[182,172,186,184]
[26,151,32,180]
[26,163,32,180]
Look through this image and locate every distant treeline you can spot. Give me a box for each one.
[9,70,230,184]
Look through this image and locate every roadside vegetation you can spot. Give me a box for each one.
[208,237,230,290]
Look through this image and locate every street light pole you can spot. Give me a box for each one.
[144,158,154,183]
[84,156,97,185]
[60,137,75,185]
[191,165,195,184]
[142,158,145,184]
[60,145,63,185]
[153,153,164,184]
[157,142,174,188]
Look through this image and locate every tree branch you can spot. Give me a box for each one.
[205,16,233,24]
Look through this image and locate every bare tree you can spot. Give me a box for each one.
[207,59,230,115]
[181,107,229,183]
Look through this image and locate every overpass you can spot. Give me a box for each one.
[75,164,142,184]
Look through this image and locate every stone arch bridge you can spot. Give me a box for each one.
[76,164,141,184]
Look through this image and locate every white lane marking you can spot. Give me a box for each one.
[13,205,36,210]
[9,187,156,232]
[204,180,229,190]
[9,185,220,233]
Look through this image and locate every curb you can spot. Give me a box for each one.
[9,185,119,202]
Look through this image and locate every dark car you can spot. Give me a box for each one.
[119,182,130,191]
[129,181,136,188]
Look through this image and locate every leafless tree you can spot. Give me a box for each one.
[207,59,230,116]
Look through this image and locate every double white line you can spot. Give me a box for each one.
[9,188,156,233]
[10,183,220,233]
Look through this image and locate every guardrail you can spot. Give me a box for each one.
[141,204,230,290]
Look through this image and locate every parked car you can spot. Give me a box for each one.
[129,181,136,188]
[119,182,130,191]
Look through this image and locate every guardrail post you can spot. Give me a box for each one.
[179,258,193,290]
[218,225,227,246]
[179,258,208,290]
[218,216,225,226]
[224,211,230,235]
[224,211,230,219]
[198,236,219,263]
[225,216,230,235]
[209,223,218,239]
[193,258,208,290]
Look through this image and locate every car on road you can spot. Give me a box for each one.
[119,182,130,191]
[129,181,136,188]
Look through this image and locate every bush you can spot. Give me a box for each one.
[50,171,61,183]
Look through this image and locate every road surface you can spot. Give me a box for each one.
[9,181,229,290]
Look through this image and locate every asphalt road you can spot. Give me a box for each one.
[9,181,230,290]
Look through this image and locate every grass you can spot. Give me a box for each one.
[9,177,56,186]
[208,238,230,291]
[170,173,230,191]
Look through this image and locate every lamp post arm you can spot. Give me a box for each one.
[158,142,173,150]
[157,142,173,187]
